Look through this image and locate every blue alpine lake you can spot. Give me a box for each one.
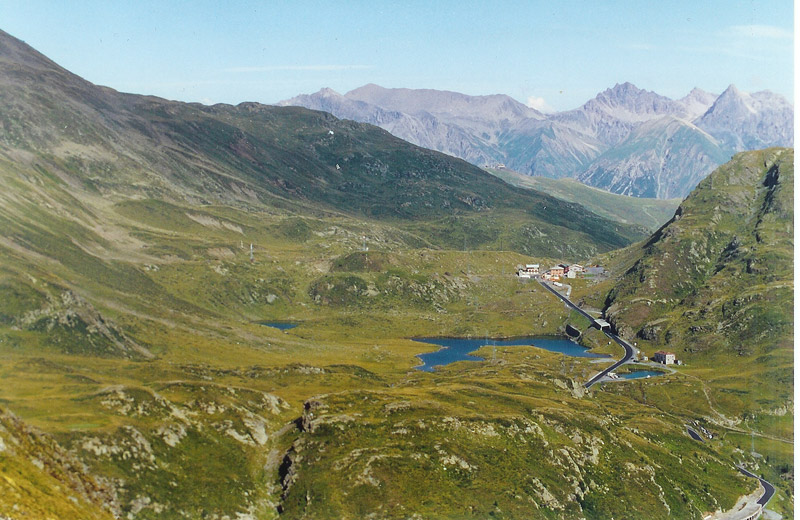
[413,336,609,372]
[618,370,665,380]
[259,322,299,331]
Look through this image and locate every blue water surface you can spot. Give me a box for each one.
[618,370,665,380]
[413,336,608,372]
[260,322,299,331]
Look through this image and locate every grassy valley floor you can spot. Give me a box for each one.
[0,192,789,518]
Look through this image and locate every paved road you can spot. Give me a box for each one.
[537,279,635,388]
[737,466,776,506]
[583,331,636,388]
[538,279,596,323]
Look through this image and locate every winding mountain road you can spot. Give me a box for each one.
[538,280,779,516]
[537,279,635,389]
[737,466,776,507]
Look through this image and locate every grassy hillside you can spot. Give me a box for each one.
[278,358,751,520]
[0,147,781,519]
[570,148,794,515]
[0,407,115,519]
[487,168,680,232]
[604,148,792,386]
[0,29,791,519]
[0,29,643,259]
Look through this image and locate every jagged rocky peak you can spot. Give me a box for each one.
[750,89,793,105]
[682,87,716,102]
[710,84,751,109]
[317,87,342,98]
[599,81,645,100]
[696,84,794,150]
[705,84,794,115]
[721,83,741,95]
[280,77,792,200]
[678,87,718,118]
[586,82,680,120]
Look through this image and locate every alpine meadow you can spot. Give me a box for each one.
[0,8,793,520]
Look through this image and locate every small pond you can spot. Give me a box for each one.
[617,370,665,380]
[259,322,299,331]
[413,336,608,372]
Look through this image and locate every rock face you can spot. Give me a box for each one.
[553,82,688,146]
[68,383,290,518]
[280,83,793,199]
[576,116,729,199]
[695,85,794,151]
[20,290,153,359]
[677,88,719,119]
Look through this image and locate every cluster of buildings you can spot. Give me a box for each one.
[517,263,586,280]
[516,264,539,278]
[516,261,685,369]
[543,263,585,280]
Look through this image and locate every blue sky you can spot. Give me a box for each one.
[1,1,793,111]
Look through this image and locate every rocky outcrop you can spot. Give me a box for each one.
[20,290,153,359]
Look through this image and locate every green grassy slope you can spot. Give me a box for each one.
[0,29,790,519]
[0,407,115,519]
[576,148,794,515]
[0,150,774,519]
[0,29,643,259]
[278,357,752,520]
[487,167,680,232]
[604,148,792,380]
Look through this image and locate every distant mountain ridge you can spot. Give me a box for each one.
[279,82,793,199]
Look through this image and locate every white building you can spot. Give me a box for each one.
[653,351,676,365]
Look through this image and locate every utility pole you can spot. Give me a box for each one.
[500,235,504,275]
[464,234,471,275]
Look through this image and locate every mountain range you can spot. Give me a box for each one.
[279,83,793,199]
